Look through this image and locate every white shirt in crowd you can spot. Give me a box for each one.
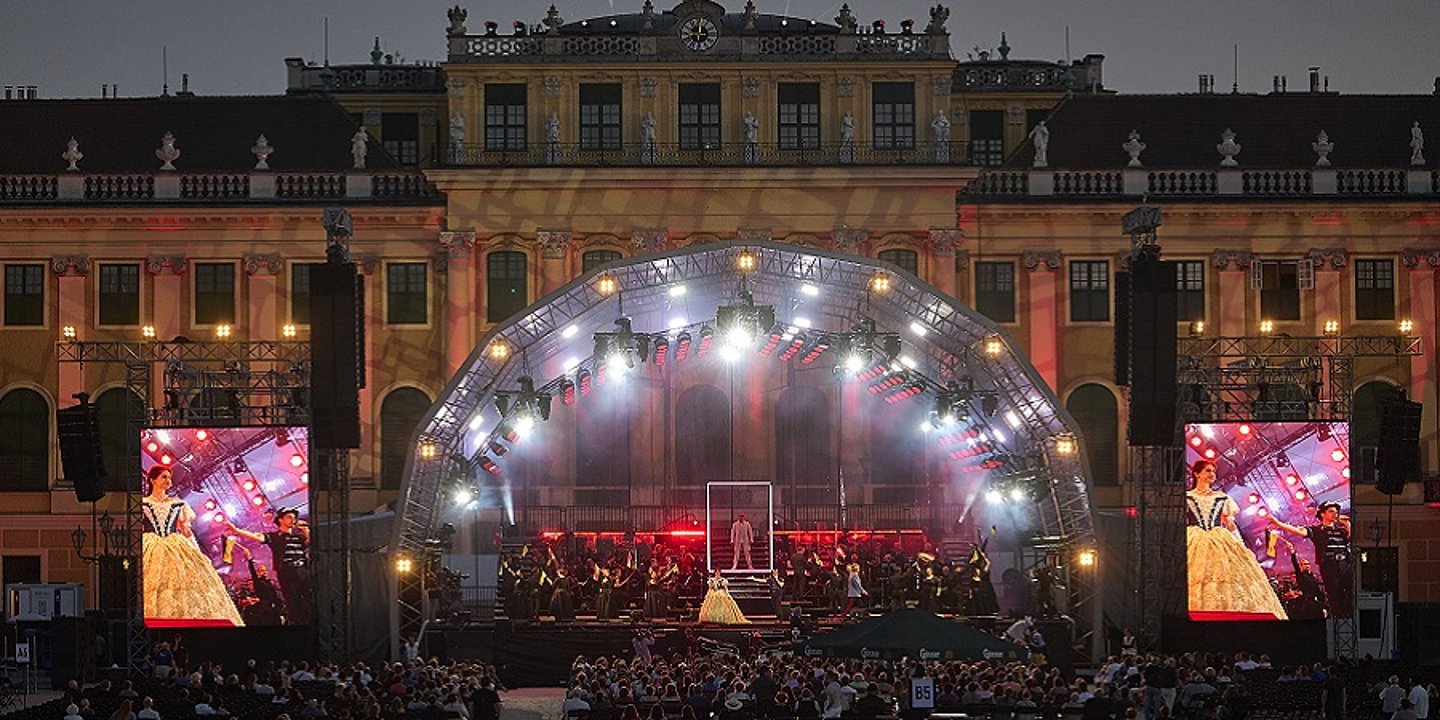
[1410,684,1430,719]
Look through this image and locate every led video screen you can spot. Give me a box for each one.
[1185,422,1352,621]
[140,427,310,628]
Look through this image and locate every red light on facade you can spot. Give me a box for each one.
[1126,506,1138,518]
[290,454,304,468]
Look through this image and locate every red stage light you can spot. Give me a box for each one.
[1238,424,1251,436]
[480,457,502,476]
[147,441,160,453]
[290,454,304,468]
[799,336,830,365]
[1203,448,1217,460]
[1126,506,1139,518]
[242,479,256,491]
[195,429,208,441]
[653,338,669,366]
[758,330,783,358]
[779,337,806,362]
[697,327,713,356]
[577,368,593,395]
[560,379,576,406]
[1247,493,1260,505]
[252,496,266,506]
[204,499,218,511]
[1189,436,1203,448]
[160,454,173,465]
[1284,474,1299,485]
[1294,489,1308,501]
[675,332,692,362]
[1331,448,1345,462]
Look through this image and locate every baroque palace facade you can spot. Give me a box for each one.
[2,0,1439,604]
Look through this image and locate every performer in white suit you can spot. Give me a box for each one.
[730,513,754,570]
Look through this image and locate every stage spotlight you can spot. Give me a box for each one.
[1076,549,1097,568]
[1294,489,1308,501]
[1323,319,1339,336]
[1009,487,1026,502]
[983,336,1004,358]
[395,557,414,573]
[1331,448,1345,462]
[489,341,510,360]
[418,442,438,460]
[515,415,536,434]
[142,325,157,340]
[282,323,298,339]
[985,489,1004,504]
[980,395,999,417]
[725,324,754,348]
[675,331,692,362]
[215,324,233,339]
[794,317,812,329]
[479,457,502,476]
[1054,436,1077,456]
[62,325,77,340]
[1258,319,1274,335]
[562,324,579,339]
[1284,473,1299,485]
[160,454,173,465]
[719,344,741,362]
[801,283,820,297]
[697,326,714,356]
[869,273,891,293]
[577,367,593,395]
[1400,319,1415,335]
[195,429,209,441]
[453,487,474,506]
[596,274,619,296]
[736,250,758,272]
[668,285,687,297]
[799,335,831,365]
[653,337,670,365]
[609,350,632,371]
[669,316,688,329]
[909,321,928,337]
[1189,320,1205,337]
[843,353,865,373]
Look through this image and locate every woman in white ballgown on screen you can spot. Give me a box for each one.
[698,569,749,624]
[1185,459,1287,620]
[141,466,245,626]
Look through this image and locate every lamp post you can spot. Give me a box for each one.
[72,511,130,612]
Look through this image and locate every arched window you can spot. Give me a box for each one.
[676,385,731,486]
[1067,383,1119,486]
[775,385,832,496]
[381,387,432,490]
[0,388,49,490]
[582,250,623,274]
[575,393,633,496]
[94,388,143,492]
[878,248,919,277]
[486,251,528,323]
[1352,380,1401,484]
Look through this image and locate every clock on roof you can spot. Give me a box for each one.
[679,15,719,52]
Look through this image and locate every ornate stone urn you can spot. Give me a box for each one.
[1216,128,1241,167]
[156,132,181,171]
[1312,130,1334,167]
[61,137,83,172]
[1122,130,1146,167]
[251,135,275,170]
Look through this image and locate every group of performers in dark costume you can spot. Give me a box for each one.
[496,532,1003,621]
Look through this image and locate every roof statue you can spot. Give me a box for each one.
[544,4,564,34]
[1028,121,1049,168]
[251,134,275,170]
[926,4,952,35]
[1217,128,1241,167]
[1312,131,1334,167]
[642,0,655,30]
[370,37,383,64]
[1122,130,1146,168]
[61,137,83,172]
[1411,121,1425,166]
[835,4,858,34]
[351,128,369,169]
[155,131,181,171]
[447,4,468,35]
[743,0,758,31]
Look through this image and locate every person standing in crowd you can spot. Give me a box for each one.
[1382,676,1409,716]
[1321,666,1346,720]
[1410,677,1430,720]
[1269,501,1354,618]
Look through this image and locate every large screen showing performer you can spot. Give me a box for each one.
[140,427,311,628]
[1185,422,1352,622]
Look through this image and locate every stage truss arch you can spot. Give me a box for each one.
[393,241,1099,647]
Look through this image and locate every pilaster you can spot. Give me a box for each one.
[927,228,963,299]
[1308,248,1348,335]
[1211,250,1252,338]
[1403,248,1440,469]
[243,253,282,341]
[439,231,478,378]
[538,229,573,295]
[146,255,187,340]
[1022,249,1062,391]
[353,255,380,487]
[51,256,90,404]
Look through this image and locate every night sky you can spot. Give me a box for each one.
[2,1,1435,99]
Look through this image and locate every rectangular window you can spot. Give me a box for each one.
[386,262,428,325]
[98,263,140,326]
[1069,260,1110,322]
[1355,259,1396,321]
[381,113,420,165]
[969,110,1005,165]
[579,83,623,150]
[290,263,313,325]
[3,264,43,326]
[678,83,721,150]
[975,261,1016,323]
[484,83,527,151]
[1175,260,1206,322]
[778,82,821,150]
[487,251,529,323]
[582,250,622,273]
[192,263,235,326]
[878,249,919,276]
[1257,261,1302,321]
[872,82,915,149]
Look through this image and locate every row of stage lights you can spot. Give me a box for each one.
[1187,318,1416,337]
[60,324,305,341]
[141,428,308,526]
[1185,424,1348,519]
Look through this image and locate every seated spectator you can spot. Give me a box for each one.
[853,684,891,719]
[136,696,161,720]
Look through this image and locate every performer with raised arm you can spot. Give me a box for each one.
[225,507,312,624]
[1269,501,1354,617]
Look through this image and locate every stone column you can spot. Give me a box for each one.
[1211,251,1251,338]
[147,255,187,410]
[1309,248,1347,335]
[1022,250,1062,392]
[354,255,380,486]
[439,231,477,379]
[928,228,963,299]
[538,230,572,296]
[52,256,90,403]
[1403,249,1440,469]
[243,253,282,341]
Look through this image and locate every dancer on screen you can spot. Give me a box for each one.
[1267,501,1354,618]
[141,466,245,626]
[1185,459,1288,619]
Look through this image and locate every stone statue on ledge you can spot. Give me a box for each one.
[1216,128,1241,167]
[1312,130,1334,167]
[62,137,83,172]
[252,134,275,170]
[1411,121,1426,166]
[155,132,181,171]
[1122,130,1146,167]
[1028,121,1049,167]
[352,128,369,169]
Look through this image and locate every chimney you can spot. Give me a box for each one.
[1281,76,1287,92]
[1199,74,1214,94]
[1309,67,1320,93]
[2,86,11,100]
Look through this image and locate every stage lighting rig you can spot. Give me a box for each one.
[494,375,552,433]
[715,290,776,350]
[593,316,652,370]
[834,316,901,376]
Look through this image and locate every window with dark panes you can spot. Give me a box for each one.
[98,263,140,326]
[582,250,622,273]
[380,388,431,489]
[1067,384,1119,485]
[1355,259,1395,321]
[0,388,48,490]
[1069,260,1110,322]
[1258,261,1302,321]
[193,263,235,326]
[778,82,820,149]
[1175,260,1205,322]
[872,82,915,149]
[386,262,428,325]
[969,110,1005,165]
[3,264,43,326]
[579,83,622,150]
[484,83,527,151]
[679,83,721,150]
[290,263,313,325]
[381,113,420,165]
[975,261,1016,323]
[878,249,919,276]
[487,251,528,323]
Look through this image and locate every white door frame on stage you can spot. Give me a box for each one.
[705,481,774,574]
